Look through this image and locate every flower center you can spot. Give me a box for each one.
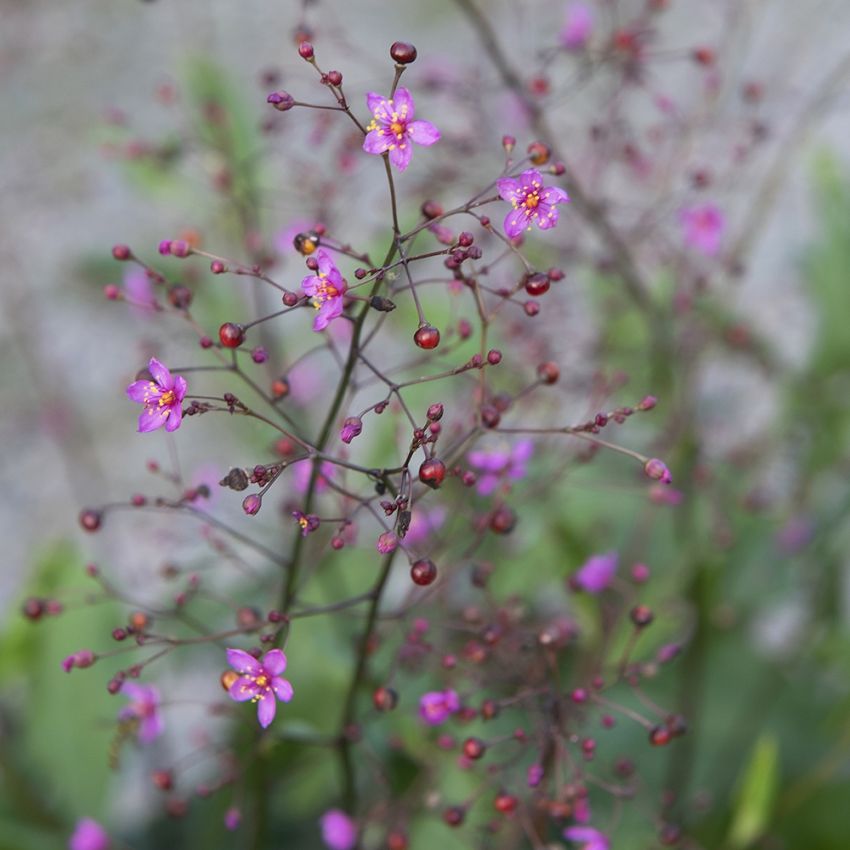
[254,674,269,689]
[312,277,340,309]
[523,191,541,210]
[390,120,404,136]
[158,390,175,407]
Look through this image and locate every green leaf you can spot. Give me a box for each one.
[727,733,780,848]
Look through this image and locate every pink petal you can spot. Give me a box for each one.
[148,357,171,388]
[316,249,335,277]
[229,675,261,702]
[503,207,528,239]
[542,186,570,205]
[391,87,415,120]
[366,91,391,119]
[302,273,322,297]
[535,205,561,230]
[257,690,277,728]
[173,375,188,401]
[408,120,440,146]
[496,177,521,203]
[164,406,182,432]
[389,141,413,171]
[272,676,294,702]
[139,712,164,744]
[138,406,168,433]
[262,649,287,675]
[519,169,543,191]
[226,648,262,675]
[363,129,392,155]
[126,380,155,403]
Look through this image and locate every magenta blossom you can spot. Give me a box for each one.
[362,87,440,172]
[292,511,320,537]
[294,459,335,494]
[467,439,533,496]
[497,169,570,239]
[126,357,187,433]
[119,682,163,743]
[340,416,363,444]
[572,552,618,594]
[405,506,447,547]
[69,819,110,850]
[376,531,398,553]
[301,249,347,332]
[320,809,357,850]
[225,648,294,729]
[680,202,725,256]
[564,826,610,850]
[419,689,460,725]
[561,2,594,49]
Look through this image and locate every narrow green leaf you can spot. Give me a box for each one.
[728,733,780,848]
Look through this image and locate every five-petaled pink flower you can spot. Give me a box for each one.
[69,818,110,850]
[497,169,570,239]
[119,682,163,744]
[418,688,460,725]
[225,648,294,729]
[126,357,187,433]
[363,87,440,172]
[679,202,725,256]
[564,826,610,850]
[301,249,348,332]
[320,809,357,850]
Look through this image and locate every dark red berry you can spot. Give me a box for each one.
[387,832,409,850]
[649,724,672,746]
[79,508,102,532]
[481,699,500,720]
[487,349,502,365]
[494,793,518,814]
[112,244,132,261]
[630,604,654,628]
[219,322,245,348]
[414,324,441,350]
[168,284,192,309]
[410,558,438,586]
[22,598,46,621]
[152,770,173,791]
[390,41,418,64]
[442,806,465,827]
[421,199,443,219]
[480,405,501,428]
[537,361,560,384]
[418,458,446,489]
[326,70,343,86]
[489,505,516,534]
[373,686,399,711]
[524,272,550,297]
[298,41,314,60]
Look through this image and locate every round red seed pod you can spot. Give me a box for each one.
[103,284,120,300]
[649,724,672,746]
[462,737,486,759]
[537,361,560,385]
[168,284,192,309]
[326,70,343,86]
[152,770,173,791]
[79,508,102,532]
[387,832,409,850]
[390,41,418,64]
[494,793,518,814]
[487,349,502,365]
[524,301,540,317]
[414,324,441,350]
[418,458,446,489]
[442,806,465,827]
[524,272,550,297]
[372,686,399,711]
[410,558,438,586]
[219,322,245,348]
[421,199,443,219]
[22,597,46,621]
[112,244,132,261]
[298,41,314,60]
[488,505,516,534]
[481,699,500,720]
[630,604,654,628]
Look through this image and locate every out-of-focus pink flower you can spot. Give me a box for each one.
[527,763,544,787]
[126,358,187,434]
[69,819,110,850]
[497,169,570,239]
[680,203,725,256]
[119,682,163,743]
[564,825,610,850]
[649,483,683,506]
[405,506,447,547]
[225,648,294,729]
[467,440,533,496]
[419,689,460,725]
[362,87,440,172]
[572,552,618,593]
[293,459,335,494]
[224,807,241,831]
[292,511,320,536]
[123,266,156,316]
[320,809,357,850]
[561,2,594,50]
[776,515,813,555]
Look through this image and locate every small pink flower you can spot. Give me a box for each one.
[126,357,187,434]
[320,809,357,850]
[119,682,163,744]
[527,763,544,787]
[225,648,294,729]
[376,531,398,553]
[573,552,618,593]
[293,459,335,494]
[292,511,320,536]
[404,506,447,547]
[419,689,460,725]
[564,826,610,850]
[224,807,241,831]
[69,819,110,850]
[301,249,347,332]
[561,2,593,49]
[496,169,569,239]
[363,87,440,172]
[680,203,725,256]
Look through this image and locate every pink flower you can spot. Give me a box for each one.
[680,203,725,256]
[126,357,187,433]
[362,87,440,172]
[225,648,294,729]
[404,506,447,547]
[69,819,110,850]
[527,763,544,787]
[467,439,533,496]
[119,682,163,743]
[419,689,460,725]
[292,511,320,536]
[561,2,594,49]
[294,459,335,494]
[573,552,618,593]
[564,826,610,850]
[301,250,347,332]
[320,809,357,850]
[496,169,570,239]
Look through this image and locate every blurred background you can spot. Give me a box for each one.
[2,1,850,848]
